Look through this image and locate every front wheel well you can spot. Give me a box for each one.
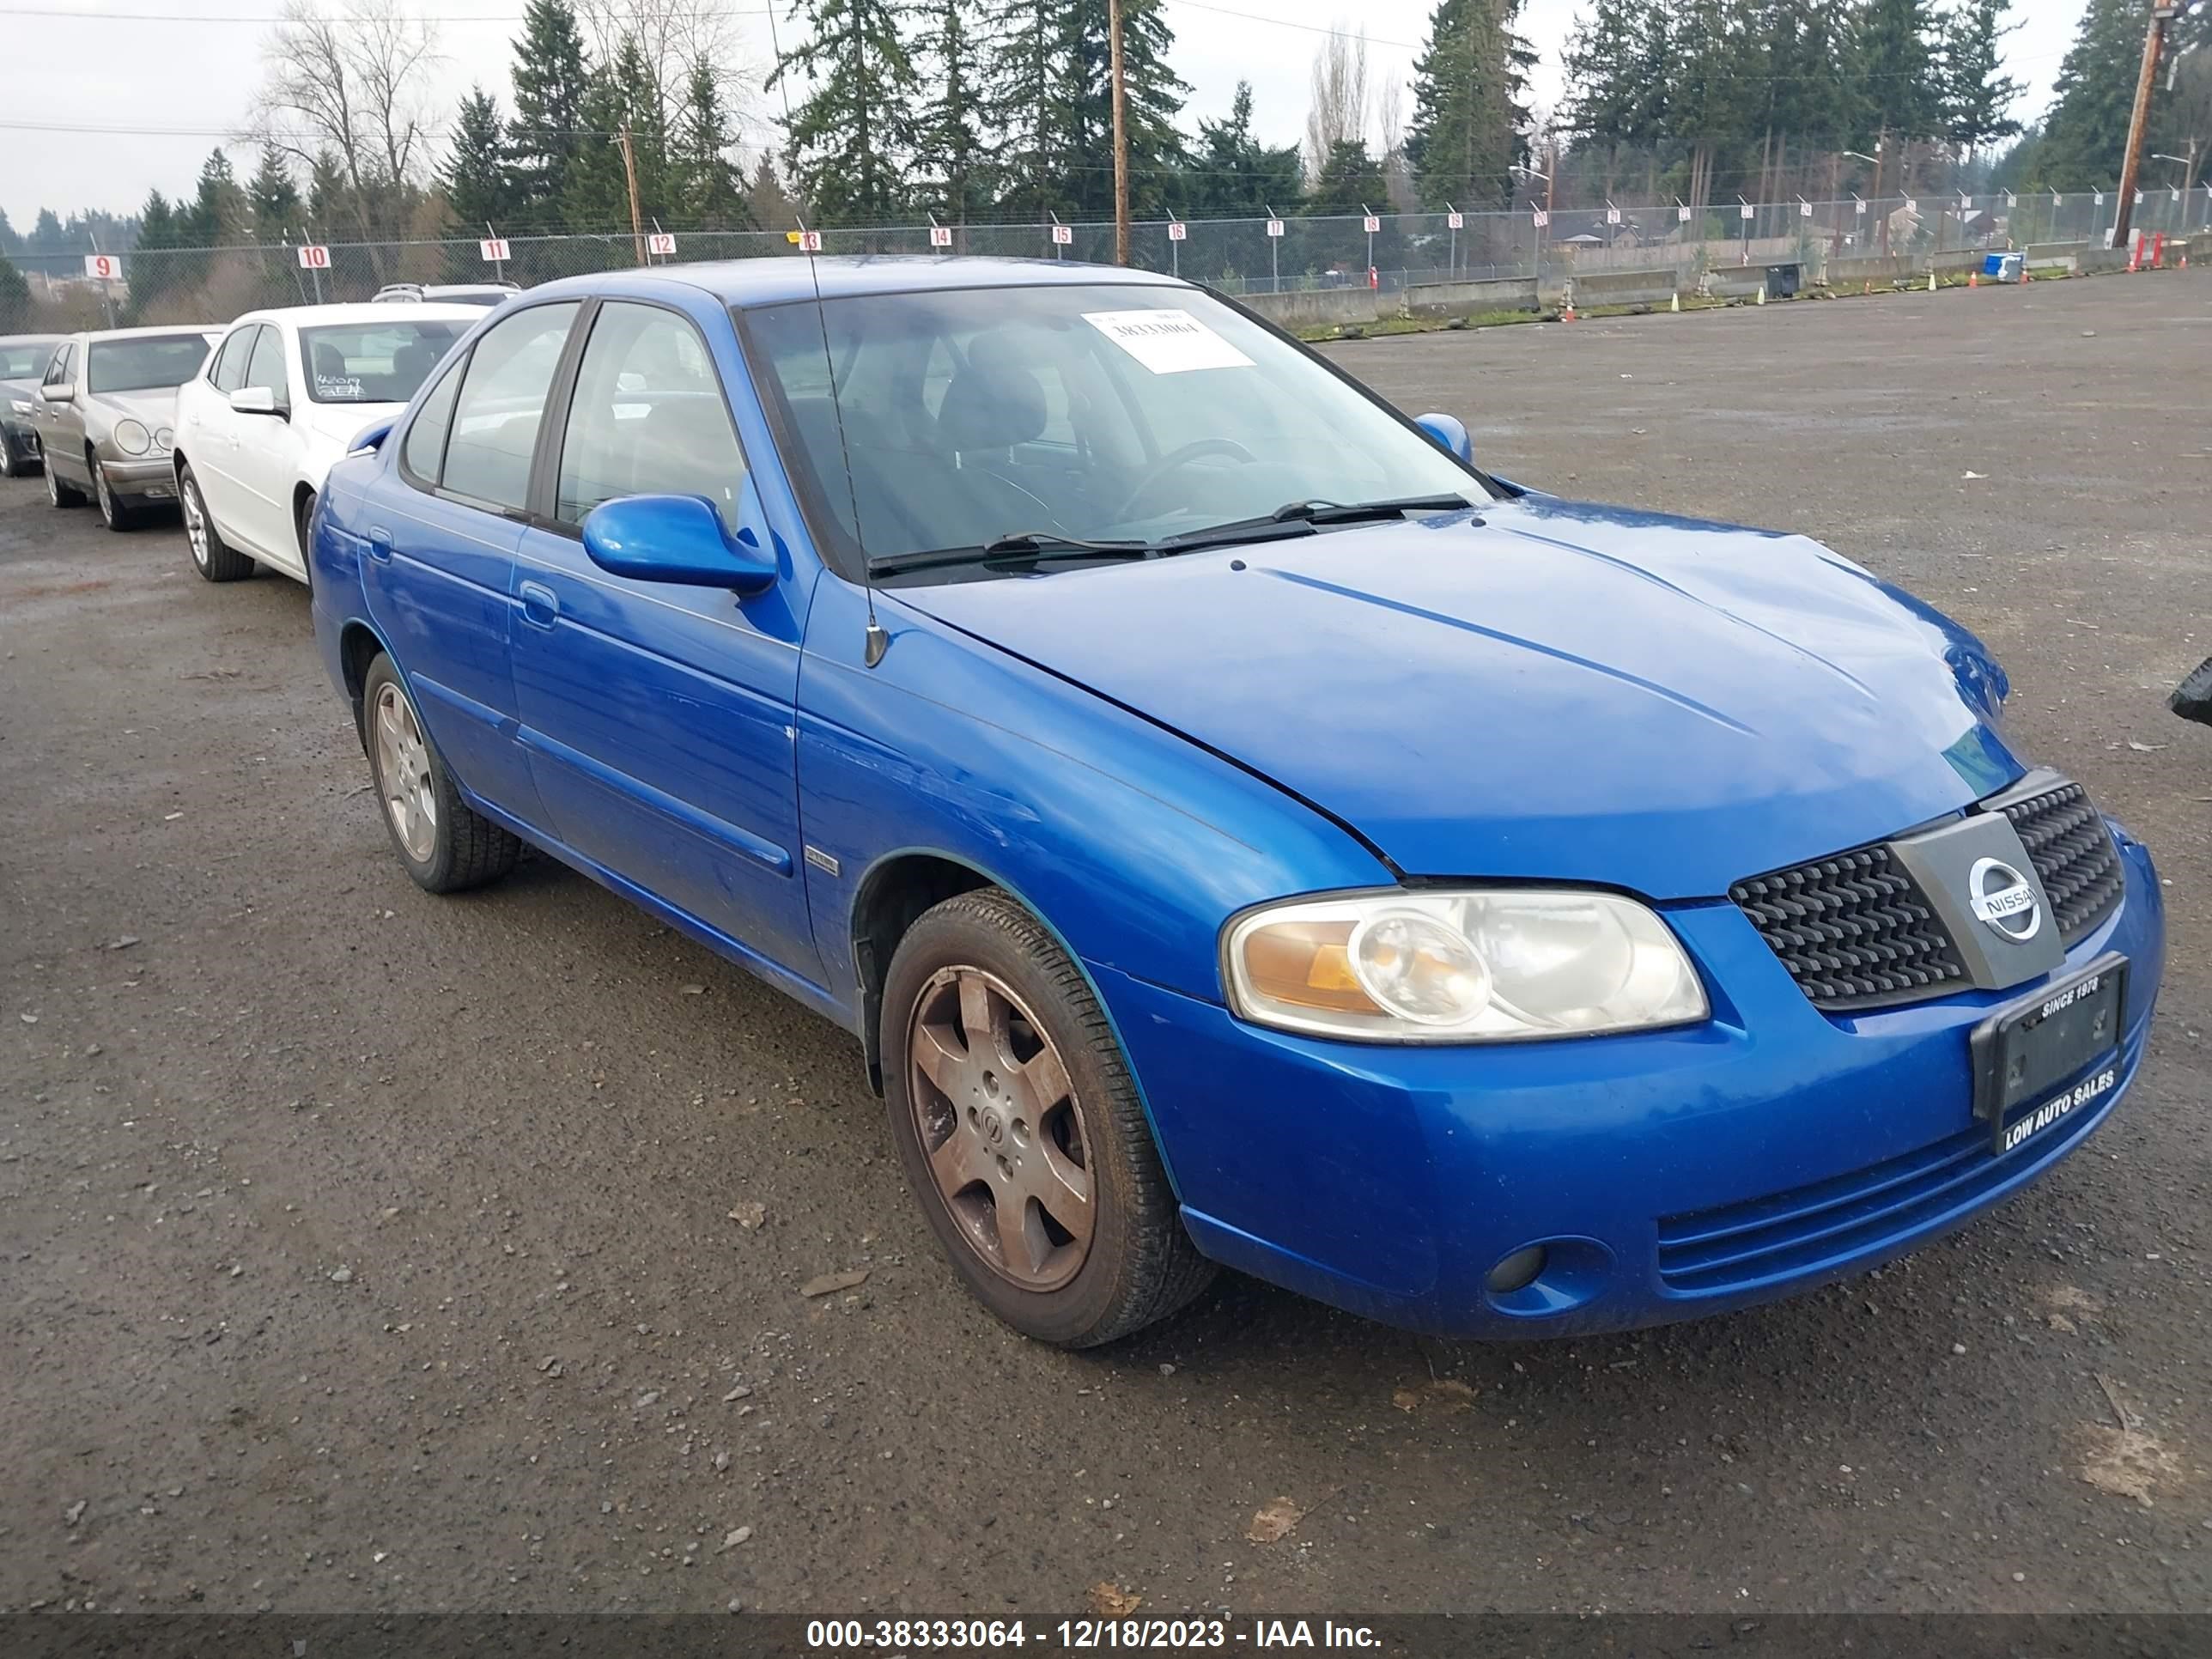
[851,854,992,1091]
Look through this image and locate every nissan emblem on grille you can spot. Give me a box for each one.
[1966,857,2040,942]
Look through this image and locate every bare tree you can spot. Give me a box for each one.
[250,0,441,256]
[1304,22,1371,181]
[574,0,760,133]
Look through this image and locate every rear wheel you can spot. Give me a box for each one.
[46,455,86,507]
[92,455,138,531]
[882,888,1213,1347]
[361,653,520,894]
[294,489,318,587]
[180,465,253,581]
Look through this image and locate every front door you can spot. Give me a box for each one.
[508,298,821,981]
[185,324,257,538]
[33,342,83,480]
[226,324,306,564]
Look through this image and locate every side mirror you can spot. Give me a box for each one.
[1415,411,1474,465]
[39,383,71,403]
[581,494,778,596]
[230,386,286,417]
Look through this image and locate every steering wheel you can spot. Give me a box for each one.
[1110,438,1259,519]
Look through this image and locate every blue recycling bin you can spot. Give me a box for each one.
[1982,252,2025,283]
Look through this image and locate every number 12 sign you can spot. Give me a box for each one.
[646,231,678,257]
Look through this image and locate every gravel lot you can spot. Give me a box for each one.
[3,270,2209,1619]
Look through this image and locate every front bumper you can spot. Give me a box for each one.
[104,453,179,502]
[1101,826,2163,1339]
[1,415,39,459]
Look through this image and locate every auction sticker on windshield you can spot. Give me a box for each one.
[1084,309,1253,374]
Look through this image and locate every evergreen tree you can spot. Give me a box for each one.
[2038,0,2156,189]
[0,210,19,256]
[747,155,799,229]
[510,0,595,225]
[0,256,28,331]
[1057,0,1189,218]
[1407,0,1534,210]
[128,191,185,317]
[246,149,302,241]
[184,149,248,245]
[1306,137,1400,268]
[672,57,753,228]
[306,149,350,233]
[986,0,1074,220]
[1182,82,1304,218]
[910,0,993,223]
[1938,0,2021,152]
[562,35,671,231]
[441,88,520,234]
[1855,0,1946,176]
[770,0,920,224]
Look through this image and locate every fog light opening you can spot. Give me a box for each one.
[1486,1245,1547,1295]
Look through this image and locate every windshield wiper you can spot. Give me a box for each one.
[1267,493,1478,526]
[866,532,1152,578]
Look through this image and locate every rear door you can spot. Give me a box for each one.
[367,300,581,822]
[508,296,820,979]
[186,325,260,542]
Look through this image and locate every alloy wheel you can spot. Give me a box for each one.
[94,460,115,524]
[45,462,61,506]
[905,965,1095,1291]
[372,681,439,863]
[182,479,210,568]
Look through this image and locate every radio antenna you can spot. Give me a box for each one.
[766,5,886,668]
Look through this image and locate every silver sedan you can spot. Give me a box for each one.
[29,325,219,529]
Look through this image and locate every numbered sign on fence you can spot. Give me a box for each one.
[1265,218,1285,239]
[1362,215,1380,234]
[1904,198,1917,214]
[1445,210,1462,229]
[2054,192,2063,207]
[83,252,120,280]
[479,237,511,263]
[2006,192,2017,208]
[1606,206,1621,225]
[2134,190,2143,206]
[1856,198,1868,215]
[928,224,952,247]
[2094,192,2105,206]
[1050,223,1072,246]
[1740,203,1754,220]
[797,228,824,252]
[1800,201,1813,217]
[295,244,331,270]
[1167,222,1186,242]
[647,231,678,256]
[1532,209,1549,228]
[1678,204,1692,222]
[2173,187,2183,203]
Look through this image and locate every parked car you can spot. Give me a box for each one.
[309,258,2166,1347]
[0,333,63,477]
[174,303,479,586]
[371,282,520,307]
[29,325,219,528]
[2175,657,2212,726]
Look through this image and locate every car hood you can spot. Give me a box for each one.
[89,388,183,428]
[1,375,40,407]
[894,495,2023,899]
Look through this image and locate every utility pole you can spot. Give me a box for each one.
[2111,1,2182,251]
[618,124,647,267]
[1108,0,1130,266]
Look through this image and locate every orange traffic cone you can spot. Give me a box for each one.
[1969,270,1978,288]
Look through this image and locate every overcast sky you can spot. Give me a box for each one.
[4,0,2087,232]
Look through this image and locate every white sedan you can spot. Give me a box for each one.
[174,302,480,585]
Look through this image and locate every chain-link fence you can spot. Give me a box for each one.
[19,188,2212,330]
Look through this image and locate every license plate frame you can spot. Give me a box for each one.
[1970,951,2128,1156]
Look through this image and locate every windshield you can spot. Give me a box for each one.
[742,283,1486,575]
[300,321,466,404]
[88,336,210,395]
[0,342,58,379]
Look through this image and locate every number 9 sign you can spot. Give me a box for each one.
[84,252,120,281]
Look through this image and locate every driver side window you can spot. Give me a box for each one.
[209,327,256,394]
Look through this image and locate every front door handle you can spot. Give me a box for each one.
[366,527,393,564]
[518,580,558,628]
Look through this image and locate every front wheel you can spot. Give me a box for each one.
[882,889,1214,1347]
[46,456,86,507]
[180,465,254,581]
[92,455,137,531]
[360,653,520,893]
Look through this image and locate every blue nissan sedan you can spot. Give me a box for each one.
[307,258,2164,1346]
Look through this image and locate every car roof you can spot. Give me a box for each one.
[70,324,222,343]
[1,332,63,346]
[227,301,490,330]
[522,254,1189,310]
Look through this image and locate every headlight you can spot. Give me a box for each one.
[1223,889,1707,1042]
[154,426,174,451]
[113,419,150,455]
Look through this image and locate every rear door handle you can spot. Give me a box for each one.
[366,527,393,564]
[518,580,558,628]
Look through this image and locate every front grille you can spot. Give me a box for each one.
[1656,1094,2110,1294]
[1729,847,1967,1012]
[1996,781,2124,946]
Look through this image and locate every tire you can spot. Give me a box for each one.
[360,652,520,894]
[882,888,1213,1347]
[92,454,138,532]
[179,465,254,581]
[0,433,21,477]
[46,454,87,507]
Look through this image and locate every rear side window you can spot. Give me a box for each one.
[439,302,579,513]
[403,358,464,484]
[209,326,256,393]
[555,301,746,532]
